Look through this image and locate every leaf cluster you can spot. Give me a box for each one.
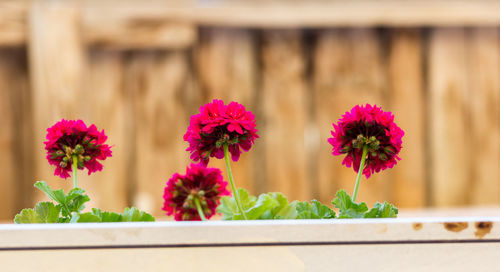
[14,181,154,223]
[217,188,397,220]
[333,190,398,219]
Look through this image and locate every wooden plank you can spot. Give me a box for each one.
[1,243,500,271]
[261,30,310,201]
[130,51,193,217]
[312,29,389,206]
[1,217,500,247]
[0,1,28,46]
[29,0,86,201]
[0,51,18,220]
[76,50,131,212]
[196,27,258,194]
[8,1,500,47]
[387,29,425,208]
[428,28,470,206]
[81,6,196,50]
[468,28,500,205]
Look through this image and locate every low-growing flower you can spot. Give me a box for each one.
[44,119,112,179]
[328,104,404,178]
[163,164,230,221]
[184,99,259,165]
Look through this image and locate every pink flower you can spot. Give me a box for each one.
[184,99,259,165]
[44,119,112,179]
[328,104,404,178]
[162,164,230,221]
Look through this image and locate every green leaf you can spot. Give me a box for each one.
[218,190,298,220]
[296,200,335,219]
[244,193,279,220]
[217,188,257,220]
[364,202,398,218]
[76,212,101,223]
[259,192,297,220]
[332,190,368,219]
[66,188,90,214]
[92,208,122,222]
[14,209,41,223]
[275,201,298,219]
[34,181,66,205]
[121,207,155,222]
[14,202,61,223]
[34,202,61,223]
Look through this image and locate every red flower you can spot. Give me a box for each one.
[162,164,230,221]
[328,104,404,178]
[44,119,112,179]
[184,99,259,165]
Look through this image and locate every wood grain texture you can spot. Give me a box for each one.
[261,30,310,201]
[196,28,258,194]
[428,28,470,206]
[0,51,18,219]
[2,244,500,272]
[82,6,196,50]
[79,51,130,212]
[2,218,500,271]
[130,51,193,216]
[6,0,500,47]
[388,29,426,208]
[29,0,86,202]
[467,28,500,205]
[312,29,389,206]
[0,1,28,46]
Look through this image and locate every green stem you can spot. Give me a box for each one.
[72,156,78,189]
[194,197,207,221]
[223,144,247,220]
[352,145,369,202]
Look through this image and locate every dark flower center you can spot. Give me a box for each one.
[200,125,248,158]
[50,133,100,168]
[341,121,395,161]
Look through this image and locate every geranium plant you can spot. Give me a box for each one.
[165,101,403,221]
[14,119,154,223]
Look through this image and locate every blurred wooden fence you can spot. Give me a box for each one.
[0,0,499,220]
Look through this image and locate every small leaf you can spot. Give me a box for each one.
[310,200,336,219]
[275,201,298,219]
[66,188,90,214]
[364,202,398,218]
[14,209,41,223]
[77,212,101,223]
[245,193,279,220]
[332,190,368,219]
[34,202,61,223]
[296,200,335,219]
[92,208,122,222]
[34,181,66,205]
[14,202,61,224]
[121,207,155,222]
[217,188,257,220]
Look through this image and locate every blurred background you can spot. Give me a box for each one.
[0,0,499,221]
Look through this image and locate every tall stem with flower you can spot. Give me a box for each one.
[183,99,259,220]
[328,104,404,202]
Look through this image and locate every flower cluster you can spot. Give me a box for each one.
[184,99,259,165]
[328,104,404,178]
[44,119,112,179]
[163,164,230,221]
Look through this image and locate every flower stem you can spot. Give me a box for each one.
[194,197,207,221]
[352,145,369,202]
[223,143,247,220]
[72,156,78,189]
